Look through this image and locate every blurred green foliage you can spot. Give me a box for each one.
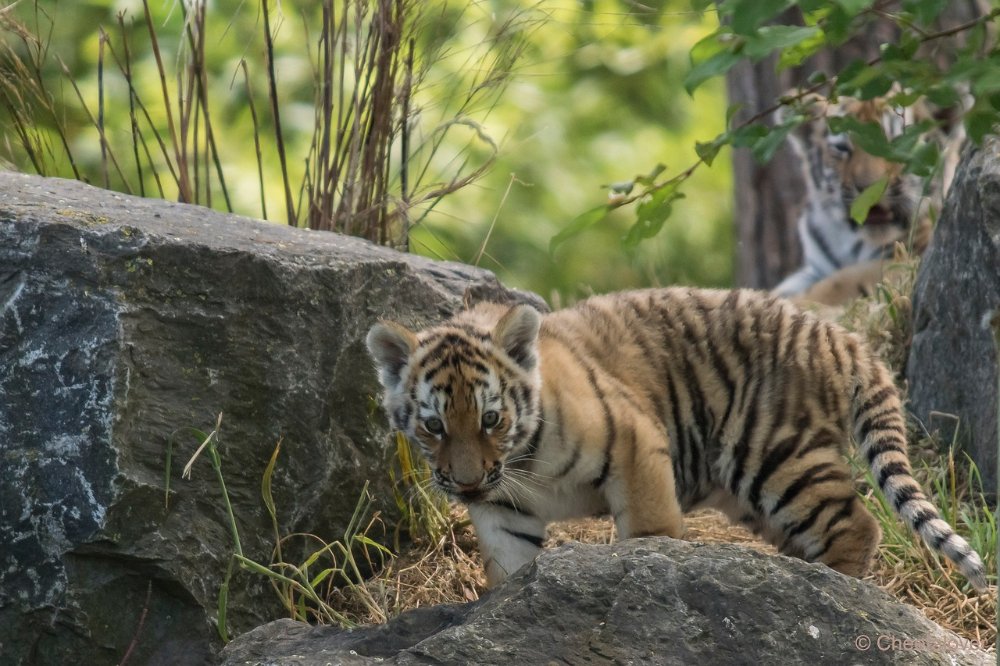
[0,0,732,302]
[412,1,734,301]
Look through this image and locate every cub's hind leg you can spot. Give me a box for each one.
[798,495,880,577]
[745,447,880,578]
[604,418,685,541]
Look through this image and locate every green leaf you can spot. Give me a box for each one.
[906,142,939,178]
[722,0,793,35]
[834,0,873,13]
[890,33,923,61]
[695,138,724,166]
[261,439,282,521]
[850,176,889,224]
[311,568,334,588]
[829,116,896,159]
[888,119,935,156]
[880,42,909,63]
[684,28,743,95]
[634,163,666,187]
[891,90,922,107]
[806,70,829,86]
[902,0,947,26]
[606,164,667,196]
[355,534,393,555]
[925,84,960,108]
[623,186,683,250]
[965,106,996,145]
[857,76,894,100]
[750,122,796,163]
[778,27,827,70]
[725,102,744,127]
[728,124,769,148]
[823,5,853,44]
[973,67,1000,96]
[837,63,893,99]
[835,59,867,89]
[744,26,820,61]
[798,0,831,12]
[549,205,611,256]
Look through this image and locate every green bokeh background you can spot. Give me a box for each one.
[2,0,733,303]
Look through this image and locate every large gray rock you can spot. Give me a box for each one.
[907,137,1000,494]
[221,538,990,665]
[0,172,542,666]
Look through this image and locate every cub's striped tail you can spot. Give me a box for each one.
[854,363,988,592]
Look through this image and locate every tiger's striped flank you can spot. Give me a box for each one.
[367,288,987,591]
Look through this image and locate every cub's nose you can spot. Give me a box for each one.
[455,477,483,493]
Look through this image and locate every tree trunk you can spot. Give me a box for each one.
[726,54,804,289]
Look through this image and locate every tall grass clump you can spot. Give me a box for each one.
[0,0,530,247]
[172,414,492,639]
[174,416,396,638]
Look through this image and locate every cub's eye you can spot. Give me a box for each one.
[827,133,852,157]
[482,410,500,429]
[423,417,444,435]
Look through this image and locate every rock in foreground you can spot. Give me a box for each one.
[0,171,541,665]
[221,539,989,665]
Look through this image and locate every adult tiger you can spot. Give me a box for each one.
[772,92,963,305]
[366,288,987,591]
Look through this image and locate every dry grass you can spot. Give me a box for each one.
[836,246,920,374]
[868,555,996,647]
[340,506,485,622]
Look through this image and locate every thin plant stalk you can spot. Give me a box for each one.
[261,0,297,225]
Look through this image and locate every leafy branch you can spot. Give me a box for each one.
[550,0,1000,256]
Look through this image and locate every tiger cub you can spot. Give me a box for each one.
[367,288,987,591]
[773,92,962,305]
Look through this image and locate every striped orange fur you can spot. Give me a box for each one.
[367,288,987,591]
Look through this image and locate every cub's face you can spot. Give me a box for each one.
[790,93,923,247]
[366,304,542,502]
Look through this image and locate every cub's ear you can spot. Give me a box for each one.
[493,305,541,371]
[366,321,418,390]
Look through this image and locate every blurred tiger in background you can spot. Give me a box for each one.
[772,91,965,306]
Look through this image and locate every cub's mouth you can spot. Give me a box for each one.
[862,204,896,227]
[456,488,488,502]
[850,203,908,232]
[439,474,503,503]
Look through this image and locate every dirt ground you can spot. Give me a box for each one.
[547,509,778,554]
